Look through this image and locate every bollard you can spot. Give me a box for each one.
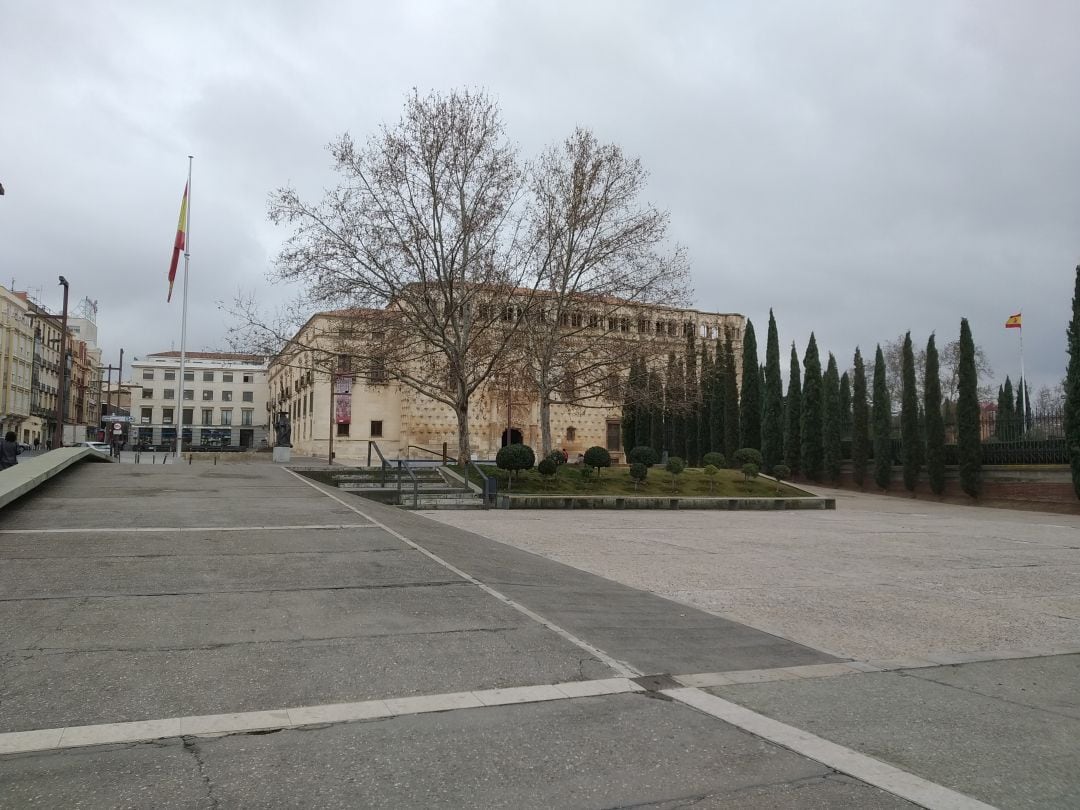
[189,454,192,465]
[214,455,218,466]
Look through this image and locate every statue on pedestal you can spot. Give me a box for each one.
[274,412,292,447]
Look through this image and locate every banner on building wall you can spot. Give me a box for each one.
[334,374,352,424]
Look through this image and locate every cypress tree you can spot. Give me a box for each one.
[1002,376,1015,439]
[633,357,651,450]
[822,353,842,483]
[957,317,981,497]
[1066,266,1080,499]
[648,369,664,454]
[900,332,922,493]
[710,338,726,454]
[851,347,869,487]
[698,344,711,461]
[839,371,852,441]
[994,384,1007,439]
[924,334,946,495]
[723,331,740,460]
[784,342,802,476]
[670,352,686,461]
[685,327,699,464]
[761,309,784,473]
[663,352,677,454]
[739,320,761,450]
[872,344,892,490]
[800,334,824,481]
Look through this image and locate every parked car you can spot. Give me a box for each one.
[17,442,31,452]
[77,441,111,455]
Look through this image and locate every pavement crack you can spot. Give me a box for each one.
[0,581,470,602]
[181,736,220,810]
[900,668,1080,721]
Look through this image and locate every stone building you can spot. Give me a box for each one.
[130,352,270,450]
[268,302,744,464]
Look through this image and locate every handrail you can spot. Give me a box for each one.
[465,460,494,509]
[406,444,450,462]
[369,441,419,507]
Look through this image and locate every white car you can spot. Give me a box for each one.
[77,441,111,454]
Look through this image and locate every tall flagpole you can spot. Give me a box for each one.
[1019,314,1025,434]
[175,155,193,461]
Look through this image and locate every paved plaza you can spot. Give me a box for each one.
[0,460,1076,807]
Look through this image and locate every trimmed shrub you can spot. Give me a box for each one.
[732,447,763,469]
[629,462,648,490]
[703,463,719,493]
[628,445,659,467]
[742,462,760,483]
[772,463,790,482]
[537,457,557,482]
[665,455,686,492]
[547,449,567,466]
[496,443,535,490]
[702,451,726,469]
[583,446,612,477]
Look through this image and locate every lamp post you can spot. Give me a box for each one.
[54,276,69,450]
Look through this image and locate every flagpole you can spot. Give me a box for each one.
[175,155,193,461]
[1019,316,1025,434]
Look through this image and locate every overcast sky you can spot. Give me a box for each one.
[3,1,1077,397]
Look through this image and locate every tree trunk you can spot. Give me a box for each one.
[539,390,553,457]
[455,400,472,467]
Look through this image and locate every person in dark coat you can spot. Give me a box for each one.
[1,431,21,469]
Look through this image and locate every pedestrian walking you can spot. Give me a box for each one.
[33,436,40,452]
[1,431,21,469]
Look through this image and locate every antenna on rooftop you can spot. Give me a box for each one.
[73,297,99,322]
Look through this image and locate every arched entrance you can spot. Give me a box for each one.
[501,427,523,446]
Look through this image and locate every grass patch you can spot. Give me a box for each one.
[453,463,810,497]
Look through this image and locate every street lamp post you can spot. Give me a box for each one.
[54,276,70,451]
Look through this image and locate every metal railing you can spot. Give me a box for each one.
[406,443,451,462]
[367,441,419,508]
[465,460,496,509]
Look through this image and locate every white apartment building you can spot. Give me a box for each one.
[131,352,270,450]
[0,287,37,443]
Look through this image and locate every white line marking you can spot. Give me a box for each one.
[663,687,997,810]
[283,469,642,678]
[0,678,645,754]
[0,524,378,534]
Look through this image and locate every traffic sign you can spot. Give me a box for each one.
[102,416,134,423]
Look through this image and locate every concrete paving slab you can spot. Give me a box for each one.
[1,694,912,809]
[422,503,1080,660]
[0,625,614,732]
[0,584,534,652]
[709,656,1080,809]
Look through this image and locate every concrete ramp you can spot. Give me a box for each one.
[0,447,113,511]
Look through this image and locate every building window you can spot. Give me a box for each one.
[164,370,176,381]
[606,420,621,451]
[140,407,152,424]
[221,391,233,402]
[202,409,213,426]
[565,426,576,442]
[183,389,194,400]
[368,357,388,384]
[241,409,253,426]
[370,420,383,438]
[222,373,233,383]
[184,371,194,381]
[142,370,154,380]
[202,390,213,401]
[182,408,193,426]
[142,389,153,399]
[637,318,650,333]
[242,391,253,402]
[163,389,175,400]
[221,409,233,426]
[337,423,350,437]
[243,374,253,384]
[162,407,174,425]
[620,317,630,333]
[202,371,214,382]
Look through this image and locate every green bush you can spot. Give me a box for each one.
[628,446,659,467]
[496,443,535,490]
[583,446,612,477]
[741,462,760,483]
[629,462,648,490]
[772,463,790,482]
[547,449,567,466]
[702,463,719,493]
[733,447,763,469]
[702,451,726,469]
[537,457,557,481]
[665,455,686,492]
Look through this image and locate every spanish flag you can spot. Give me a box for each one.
[1005,313,1022,329]
[167,183,189,302]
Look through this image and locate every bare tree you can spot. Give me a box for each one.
[518,128,691,455]
[882,333,994,405]
[265,89,533,464]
